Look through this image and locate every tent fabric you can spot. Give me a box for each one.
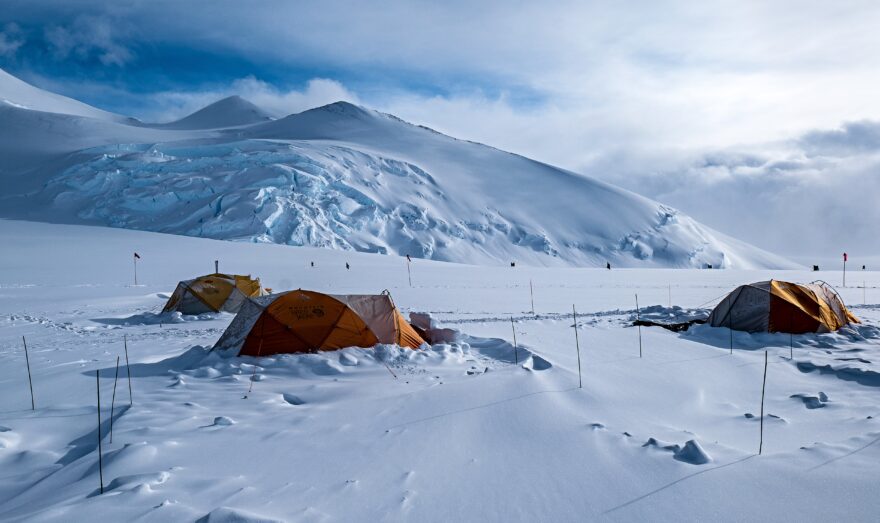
[162,273,262,314]
[213,289,426,356]
[707,280,858,334]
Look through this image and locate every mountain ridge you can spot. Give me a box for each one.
[0,68,797,268]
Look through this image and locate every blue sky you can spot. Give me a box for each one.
[2,0,880,256]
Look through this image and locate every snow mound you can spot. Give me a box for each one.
[196,506,285,523]
[674,440,712,465]
[156,96,273,130]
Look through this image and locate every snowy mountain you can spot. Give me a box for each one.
[153,95,273,129]
[0,68,130,122]
[0,69,796,268]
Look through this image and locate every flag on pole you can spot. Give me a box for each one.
[134,252,141,259]
[843,252,848,262]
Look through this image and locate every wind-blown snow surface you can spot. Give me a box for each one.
[0,68,794,268]
[0,220,877,521]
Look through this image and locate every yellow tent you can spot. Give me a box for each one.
[162,273,262,314]
[213,289,425,355]
[707,280,858,333]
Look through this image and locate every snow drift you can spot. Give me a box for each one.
[0,68,795,268]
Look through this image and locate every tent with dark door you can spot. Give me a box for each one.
[213,289,426,356]
[162,273,263,315]
[707,280,858,334]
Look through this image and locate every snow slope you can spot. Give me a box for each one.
[0,220,877,521]
[0,68,128,122]
[0,68,795,268]
[153,95,273,130]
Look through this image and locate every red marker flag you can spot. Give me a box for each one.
[843,253,848,262]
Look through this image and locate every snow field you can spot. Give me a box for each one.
[0,220,878,521]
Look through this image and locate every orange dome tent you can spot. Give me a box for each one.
[162,273,262,315]
[213,289,425,356]
[707,280,858,333]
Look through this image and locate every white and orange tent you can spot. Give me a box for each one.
[162,273,262,315]
[213,289,425,356]
[707,280,858,333]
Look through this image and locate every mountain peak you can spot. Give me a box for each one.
[159,95,273,130]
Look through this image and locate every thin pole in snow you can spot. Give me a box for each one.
[668,284,672,308]
[123,335,132,406]
[22,336,35,411]
[511,316,518,365]
[110,356,120,444]
[244,318,266,398]
[759,350,768,455]
[133,254,138,286]
[407,259,412,287]
[529,280,535,316]
[214,260,219,274]
[728,295,734,355]
[573,305,582,389]
[864,281,867,306]
[789,309,793,360]
[96,370,105,494]
[635,294,642,358]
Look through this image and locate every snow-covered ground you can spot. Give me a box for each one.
[1,219,877,522]
[0,68,795,269]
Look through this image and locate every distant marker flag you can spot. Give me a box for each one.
[134,252,141,259]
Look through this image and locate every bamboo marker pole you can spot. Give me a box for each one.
[244,319,266,398]
[668,284,672,308]
[123,335,133,406]
[789,309,794,360]
[407,259,412,287]
[759,350,768,455]
[96,370,105,494]
[728,295,733,355]
[573,305,582,389]
[635,294,642,358]
[110,356,120,444]
[529,280,535,316]
[22,336,35,410]
[510,316,518,365]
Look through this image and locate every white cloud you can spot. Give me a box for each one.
[44,15,133,66]
[590,122,880,257]
[0,23,24,57]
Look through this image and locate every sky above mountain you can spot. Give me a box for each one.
[1,0,879,258]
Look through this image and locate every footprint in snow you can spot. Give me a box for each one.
[201,416,235,429]
[791,393,828,409]
[643,437,712,465]
[282,393,305,406]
